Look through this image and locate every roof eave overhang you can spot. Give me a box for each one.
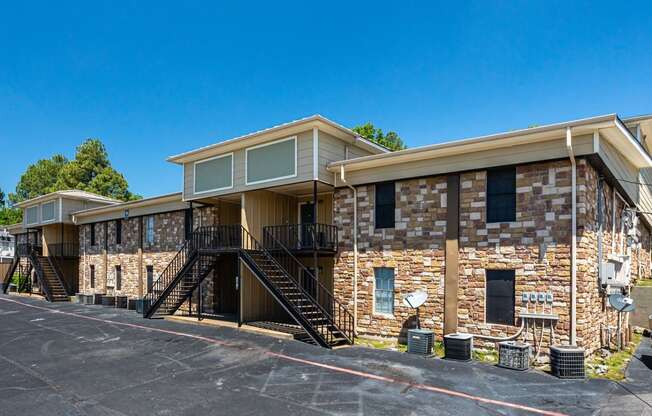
[328,115,652,173]
[72,192,183,219]
[167,115,387,165]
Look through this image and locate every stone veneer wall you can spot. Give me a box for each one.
[79,206,219,299]
[576,162,651,352]
[333,158,651,355]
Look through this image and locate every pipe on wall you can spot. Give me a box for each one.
[566,126,577,346]
[340,165,358,334]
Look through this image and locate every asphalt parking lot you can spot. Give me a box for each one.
[0,294,650,416]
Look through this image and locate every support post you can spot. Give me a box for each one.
[444,174,460,335]
[137,216,144,298]
[313,180,318,282]
[237,254,242,327]
[198,283,203,322]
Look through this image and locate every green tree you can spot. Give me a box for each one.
[352,122,406,151]
[0,187,22,226]
[10,138,140,204]
[8,155,68,204]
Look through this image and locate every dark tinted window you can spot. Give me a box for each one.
[116,220,122,245]
[147,265,154,294]
[487,167,516,223]
[375,182,395,229]
[90,224,96,246]
[90,265,95,288]
[115,265,122,291]
[486,270,515,325]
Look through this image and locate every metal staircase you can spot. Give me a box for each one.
[29,252,69,302]
[143,242,218,318]
[1,256,20,293]
[2,244,70,302]
[144,225,353,348]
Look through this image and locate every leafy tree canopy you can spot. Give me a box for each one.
[352,122,406,151]
[8,138,140,211]
[0,188,22,226]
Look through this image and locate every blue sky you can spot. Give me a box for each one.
[1,1,651,199]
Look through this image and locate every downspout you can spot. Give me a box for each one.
[566,127,577,346]
[340,164,358,335]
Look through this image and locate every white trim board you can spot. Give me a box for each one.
[192,152,235,195]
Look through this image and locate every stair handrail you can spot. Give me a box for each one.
[191,224,354,345]
[47,255,73,296]
[262,227,354,344]
[142,237,196,318]
[27,247,54,302]
[2,256,19,294]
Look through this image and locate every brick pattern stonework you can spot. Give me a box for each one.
[333,158,651,355]
[79,206,219,300]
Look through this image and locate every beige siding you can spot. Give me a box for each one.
[599,137,652,225]
[240,190,296,322]
[318,132,346,184]
[347,145,375,159]
[184,130,314,200]
[337,134,595,186]
[599,138,639,201]
[317,131,377,185]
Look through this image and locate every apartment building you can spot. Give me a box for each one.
[4,113,652,354]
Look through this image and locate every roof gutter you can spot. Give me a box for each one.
[340,164,358,335]
[566,126,577,346]
[327,114,621,173]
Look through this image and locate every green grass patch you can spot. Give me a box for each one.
[355,336,407,352]
[636,279,652,287]
[473,348,499,364]
[587,333,642,381]
[355,336,502,364]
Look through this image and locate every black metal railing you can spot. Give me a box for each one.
[47,243,79,258]
[17,243,42,257]
[142,239,195,318]
[262,227,354,345]
[1,257,19,294]
[27,249,54,302]
[263,223,338,253]
[143,224,353,346]
[191,225,243,251]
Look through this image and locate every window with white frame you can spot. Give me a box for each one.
[145,216,155,245]
[194,153,233,194]
[25,206,38,224]
[246,136,296,185]
[374,267,395,314]
[41,201,55,222]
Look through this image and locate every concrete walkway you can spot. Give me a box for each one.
[0,294,650,415]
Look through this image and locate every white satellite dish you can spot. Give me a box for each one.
[403,291,428,308]
[403,291,428,329]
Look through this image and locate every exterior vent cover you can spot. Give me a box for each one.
[407,329,435,355]
[550,345,585,379]
[444,333,473,361]
[498,341,530,371]
[101,295,116,307]
[94,293,105,305]
[116,295,128,309]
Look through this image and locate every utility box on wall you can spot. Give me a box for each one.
[600,255,630,287]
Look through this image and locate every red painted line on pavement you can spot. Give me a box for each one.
[0,296,567,416]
